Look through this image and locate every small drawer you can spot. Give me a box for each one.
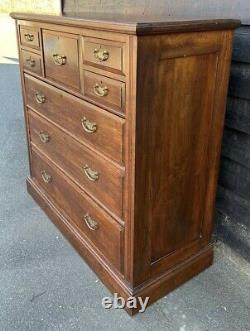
[21,49,42,76]
[43,31,80,91]
[24,74,125,164]
[31,149,124,272]
[28,111,124,219]
[82,70,125,114]
[82,37,124,75]
[20,26,40,50]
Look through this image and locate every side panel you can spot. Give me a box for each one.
[150,52,218,263]
[133,31,233,285]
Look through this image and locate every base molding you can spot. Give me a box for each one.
[27,177,213,315]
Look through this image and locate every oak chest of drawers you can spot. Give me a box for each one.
[11,12,240,314]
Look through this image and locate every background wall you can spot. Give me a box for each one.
[215,27,250,261]
[63,0,250,24]
[0,0,61,14]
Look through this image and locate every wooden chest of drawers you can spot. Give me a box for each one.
[11,12,240,314]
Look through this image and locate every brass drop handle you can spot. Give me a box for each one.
[83,213,98,231]
[24,33,34,42]
[26,57,36,67]
[38,131,50,143]
[94,83,108,97]
[35,92,46,104]
[81,117,97,134]
[93,48,109,62]
[83,165,99,182]
[41,170,52,184]
[52,53,67,66]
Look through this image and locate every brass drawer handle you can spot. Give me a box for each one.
[38,131,50,143]
[26,57,36,67]
[81,117,97,134]
[83,165,99,181]
[41,170,52,184]
[35,92,46,104]
[52,53,67,66]
[24,33,34,42]
[94,83,108,97]
[93,48,109,62]
[83,213,98,231]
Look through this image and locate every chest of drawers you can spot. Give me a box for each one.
[11,12,240,314]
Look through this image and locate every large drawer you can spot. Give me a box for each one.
[28,110,124,219]
[24,74,124,164]
[31,148,124,272]
[43,30,80,91]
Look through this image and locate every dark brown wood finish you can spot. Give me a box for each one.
[132,30,235,285]
[82,36,125,75]
[20,49,42,75]
[11,12,240,34]
[82,70,125,114]
[26,175,214,316]
[24,74,125,164]
[31,148,124,272]
[11,12,240,314]
[43,30,81,91]
[28,110,124,220]
[20,25,40,49]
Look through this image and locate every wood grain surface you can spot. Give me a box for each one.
[12,12,239,313]
[24,74,125,164]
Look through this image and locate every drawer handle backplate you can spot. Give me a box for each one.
[41,170,52,184]
[93,48,109,62]
[94,83,109,97]
[24,33,34,42]
[52,53,67,66]
[39,131,50,143]
[83,165,99,181]
[81,117,97,134]
[83,213,98,231]
[35,92,46,104]
[26,57,36,67]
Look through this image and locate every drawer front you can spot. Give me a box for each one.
[43,31,80,91]
[24,74,124,164]
[21,49,42,75]
[31,149,124,272]
[83,37,124,74]
[82,70,125,114]
[28,111,124,218]
[20,26,40,49]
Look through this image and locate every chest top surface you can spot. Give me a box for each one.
[10,12,240,35]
